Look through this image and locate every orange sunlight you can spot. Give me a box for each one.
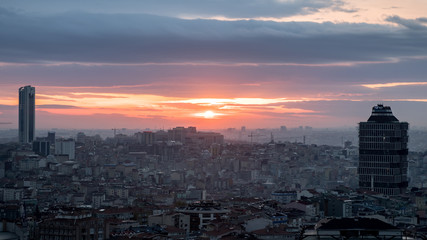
[5,87,323,128]
[361,82,427,89]
[183,1,427,25]
[194,110,224,119]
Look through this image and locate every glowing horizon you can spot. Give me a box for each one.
[0,1,426,129]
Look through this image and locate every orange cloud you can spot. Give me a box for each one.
[0,97,18,105]
[383,98,427,102]
[361,82,427,89]
[32,89,321,125]
[165,97,303,106]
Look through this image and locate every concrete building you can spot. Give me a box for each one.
[148,213,190,233]
[32,140,50,156]
[135,131,154,145]
[38,211,103,240]
[19,155,39,171]
[176,201,230,231]
[1,187,24,202]
[47,131,55,145]
[168,126,197,143]
[91,192,105,209]
[358,104,409,195]
[18,85,35,144]
[271,190,297,204]
[55,138,76,160]
[306,217,403,239]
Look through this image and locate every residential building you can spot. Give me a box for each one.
[55,138,76,160]
[38,211,103,240]
[176,201,230,231]
[271,190,297,204]
[306,217,403,239]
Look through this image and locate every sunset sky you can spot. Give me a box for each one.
[1,0,427,130]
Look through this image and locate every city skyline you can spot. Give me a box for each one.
[0,1,427,129]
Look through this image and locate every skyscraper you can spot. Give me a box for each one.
[358,104,408,195]
[19,85,35,144]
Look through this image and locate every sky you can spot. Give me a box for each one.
[1,0,427,130]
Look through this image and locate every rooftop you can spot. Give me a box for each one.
[316,217,399,230]
[366,104,399,123]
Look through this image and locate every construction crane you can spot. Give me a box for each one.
[248,132,265,144]
[111,128,126,137]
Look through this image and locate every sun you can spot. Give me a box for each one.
[203,110,216,118]
[194,110,223,119]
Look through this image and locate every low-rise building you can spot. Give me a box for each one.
[176,201,230,231]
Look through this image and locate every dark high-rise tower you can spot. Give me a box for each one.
[358,104,408,195]
[19,85,35,144]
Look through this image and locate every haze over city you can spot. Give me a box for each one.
[0,0,427,130]
[3,2,427,239]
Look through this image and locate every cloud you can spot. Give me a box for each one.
[0,105,17,110]
[36,104,82,109]
[165,98,300,106]
[385,15,427,30]
[0,9,426,65]
[0,0,342,18]
[361,82,427,89]
[0,6,16,16]
[330,1,359,13]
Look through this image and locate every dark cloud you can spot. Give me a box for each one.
[385,15,427,30]
[0,0,342,18]
[0,10,425,65]
[0,105,17,110]
[36,104,81,109]
[1,57,427,100]
[332,7,358,13]
[0,7,16,16]
[331,1,359,13]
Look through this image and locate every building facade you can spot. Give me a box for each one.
[19,85,35,144]
[176,201,230,231]
[38,212,103,240]
[55,138,76,160]
[271,190,297,204]
[358,104,409,195]
[33,140,50,156]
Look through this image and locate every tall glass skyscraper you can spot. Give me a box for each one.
[19,85,35,144]
[358,104,408,195]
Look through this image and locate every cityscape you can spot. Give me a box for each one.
[1,1,427,240]
[2,86,427,239]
